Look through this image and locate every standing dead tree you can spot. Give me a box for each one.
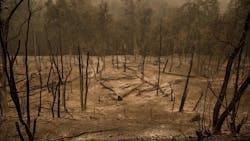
[52,49,62,118]
[62,61,72,113]
[33,31,42,116]
[230,41,243,134]
[84,51,90,110]
[212,10,250,133]
[58,33,72,113]
[162,57,168,73]
[0,0,10,118]
[78,46,84,111]
[48,30,73,116]
[115,41,119,69]
[123,44,127,72]
[0,0,39,140]
[156,18,162,96]
[47,37,56,118]
[46,29,72,116]
[96,56,100,73]
[179,47,194,112]
[24,0,32,127]
[138,6,152,80]
[169,39,175,72]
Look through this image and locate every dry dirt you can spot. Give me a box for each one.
[0,55,250,141]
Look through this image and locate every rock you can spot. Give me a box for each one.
[117,96,123,101]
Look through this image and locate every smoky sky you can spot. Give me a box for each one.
[91,0,230,12]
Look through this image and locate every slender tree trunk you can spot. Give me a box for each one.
[35,32,42,116]
[97,57,100,73]
[59,30,64,78]
[102,56,106,72]
[216,55,221,72]
[169,40,174,72]
[84,52,90,110]
[51,81,56,118]
[157,19,162,96]
[124,54,127,72]
[230,46,243,134]
[123,43,127,72]
[179,48,194,112]
[0,0,7,118]
[78,46,84,111]
[116,52,119,69]
[213,10,250,133]
[162,58,168,73]
[214,74,250,133]
[57,80,61,118]
[24,3,32,128]
[0,51,7,118]
[0,0,37,139]
[112,55,115,69]
[141,55,146,80]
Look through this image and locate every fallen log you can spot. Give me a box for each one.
[99,81,120,100]
[101,76,137,81]
[121,82,145,98]
[51,128,119,141]
[126,66,168,96]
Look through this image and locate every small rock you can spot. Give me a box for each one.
[117,96,123,101]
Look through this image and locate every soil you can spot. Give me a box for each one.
[0,55,249,141]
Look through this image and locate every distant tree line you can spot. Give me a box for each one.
[1,0,249,58]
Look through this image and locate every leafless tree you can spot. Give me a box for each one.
[212,10,250,134]
[179,47,194,112]
[0,0,39,140]
[156,18,162,96]
[84,51,90,110]
[78,45,84,111]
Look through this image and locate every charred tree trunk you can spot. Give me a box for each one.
[97,57,100,73]
[214,74,250,133]
[162,58,168,73]
[230,46,243,134]
[0,0,38,140]
[213,11,250,133]
[53,58,62,118]
[58,32,68,112]
[169,40,174,72]
[141,55,146,80]
[51,40,63,118]
[112,55,115,69]
[51,80,57,118]
[84,52,90,110]
[0,0,7,118]
[24,0,32,127]
[116,41,119,69]
[179,48,194,112]
[124,55,127,72]
[157,19,162,96]
[57,81,61,118]
[78,46,84,111]
[123,44,127,72]
[34,32,42,116]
